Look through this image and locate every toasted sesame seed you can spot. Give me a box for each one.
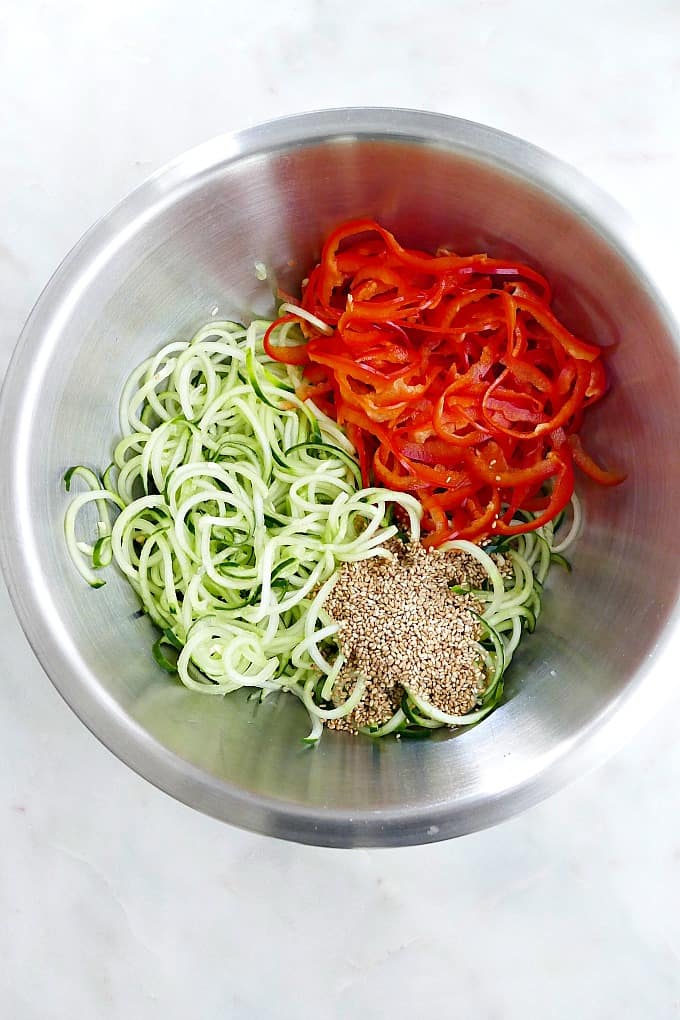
[325,540,488,733]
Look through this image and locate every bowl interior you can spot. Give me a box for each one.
[4,117,680,845]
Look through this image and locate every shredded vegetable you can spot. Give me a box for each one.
[266,218,625,545]
[65,320,424,740]
[63,300,585,741]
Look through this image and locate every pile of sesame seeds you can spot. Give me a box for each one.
[325,541,490,733]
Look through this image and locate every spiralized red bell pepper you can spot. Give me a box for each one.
[266,219,625,545]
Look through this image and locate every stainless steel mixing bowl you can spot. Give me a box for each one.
[2,108,679,847]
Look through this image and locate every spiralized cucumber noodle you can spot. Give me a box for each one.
[65,318,578,742]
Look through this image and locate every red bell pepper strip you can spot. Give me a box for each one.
[569,435,627,486]
[263,316,310,365]
[264,218,624,544]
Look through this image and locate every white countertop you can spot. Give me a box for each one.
[2,2,680,1017]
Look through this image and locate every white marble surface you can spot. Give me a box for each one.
[2,2,680,1016]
